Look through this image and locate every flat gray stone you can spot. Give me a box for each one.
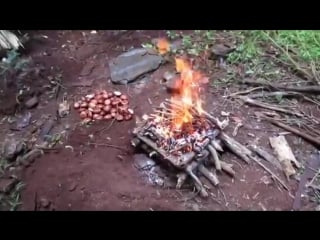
[109,48,163,85]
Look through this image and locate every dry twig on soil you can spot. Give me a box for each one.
[262,117,320,148]
[241,79,320,93]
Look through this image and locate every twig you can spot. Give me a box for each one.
[249,91,301,99]
[97,118,115,134]
[88,142,128,152]
[253,156,289,191]
[249,145,282,170]
[306,169,320,188]
[225,87,264,98]
[236,95,304,118]
[198,165,220,186]
[262,117,320,147]
[208,144,221,170]
[242,78,320,93]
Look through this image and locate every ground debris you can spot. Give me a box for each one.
[269,135,300,178]
[293,152,320,210]
[0,178,18,193]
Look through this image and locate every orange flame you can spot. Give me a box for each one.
[156,38,206,132]
[171,57,204,130]
[157,38,170,55]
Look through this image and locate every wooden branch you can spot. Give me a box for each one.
[219,132,251,164]
[236,95,304,118]
[211,139,224,152]
[198,164,220,186]
[249,91,302,99]
[208,144,222,171]
[185,161,208,197]
[136,134,196,169]
[249,145,282,170]
[220,161,235,176]
[263,118,320,148]
[241,79,320,93]
[176,172,188,189]
[252,157,289,191]
[225,87,264,97]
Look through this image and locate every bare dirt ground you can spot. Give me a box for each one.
[0,30,318,211]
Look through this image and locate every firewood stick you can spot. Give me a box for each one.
[264,118,320,147]
[249,144,282,170]
[136,134,196,168]
[198,164,219,186]
[211,139,224,152]
[236,95,304,118]
[185,161,203,187]
[194,182,209,198]
[220,161,235,176]
[176,172,188,189]
[219,132,251,164]
[207,144,222,171]
[242,78,320,93]
[186,160,209,197]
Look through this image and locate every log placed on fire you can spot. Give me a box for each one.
[220,161,235,176]
[198,164,220,186]
[219,132,252,164]
[207,144,222,171]
[135,134,196,169]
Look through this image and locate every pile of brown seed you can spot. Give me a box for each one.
[73,90,134,124]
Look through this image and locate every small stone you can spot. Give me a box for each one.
[247,133,255,137]
[260,176,272,185]
[40,197,51,208]
[0,178,18,193]
[69,182,78,192]
[166,77,182,94]
[24,96,39,109]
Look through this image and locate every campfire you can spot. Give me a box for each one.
[132,38,288,197]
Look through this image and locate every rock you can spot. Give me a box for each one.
[316,205,320,211]
[2,138,25,161]
[24,96,39,109]
[210,44,235,59]
[20,149,43,166]
[109,48,163,85]
[16,112,32,129]
[164,72,181,93]
[0,178,18,193]
[40,197,51,208]
[133,154,156,170]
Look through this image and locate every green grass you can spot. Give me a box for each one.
[228,30,320,65]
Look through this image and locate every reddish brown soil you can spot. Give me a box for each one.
[1,30,317,211]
